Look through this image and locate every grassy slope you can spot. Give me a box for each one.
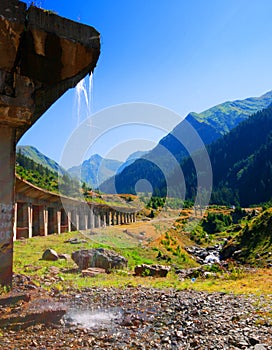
[17,145,66,175]
[13,211,272,295]
[225,208,272,265]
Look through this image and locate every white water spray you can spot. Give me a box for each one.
[75,73,93,125]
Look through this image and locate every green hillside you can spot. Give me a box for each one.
[16,151,81,197]
[221,208,272,266]
[191,90,272,134]
[100,90,272,195]
[17,145,66,175]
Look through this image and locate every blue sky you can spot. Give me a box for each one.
[19,0,272,165]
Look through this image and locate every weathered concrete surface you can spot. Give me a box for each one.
[0,0,100,139]
[0,0,100,286]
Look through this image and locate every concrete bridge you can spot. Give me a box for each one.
[14,175,137,240]
[0,0,100,285]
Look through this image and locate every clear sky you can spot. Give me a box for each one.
[19,0,272,166]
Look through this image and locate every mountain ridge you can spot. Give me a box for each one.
[100,90,272,194]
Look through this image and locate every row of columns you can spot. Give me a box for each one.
[13,202,137,240]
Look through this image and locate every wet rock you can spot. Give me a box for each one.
[72,248,128,272]
[134,264,170,277]
[42,249,59,261]
[185,245,222,264]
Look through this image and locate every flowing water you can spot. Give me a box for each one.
[75,73,93,125]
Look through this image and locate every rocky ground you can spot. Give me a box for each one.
[0,275,271,349]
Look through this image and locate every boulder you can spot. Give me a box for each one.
[71,248,128,272]
[42,249,58,261]
[81,267,106,277]
[134,264,170,277]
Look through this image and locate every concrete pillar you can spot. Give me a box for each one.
[67,211,72,232]
[106,211,111,226]
[38,206,48,236]
[76,211,80,231]
[90,208,94,228]
[116,212,119,225]
[28,204,33,238]
[111,212,115,226]
[43,207,48,237]
[13,202,17,241]
[57,210,61,234]
[84,213,88,230]
[0,127,15,286]
[97,213,101,228]
[120,213,124,225]
[102,214,106,227]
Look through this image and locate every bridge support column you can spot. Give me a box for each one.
[84,213,88,230]
[76,211,80,231]
[44,208,48,236]
[97,214,101,228]
[111,212,115,226]
[39,206,48,236]
[106,211,111,226]
[102,213,106,227]
[67,211,72,232]
[57,210,61,234]
[28,204,33,238]
[115,212,119,225]
[13,203,17,241]
[0,127,15,286]
[90,207,94,228]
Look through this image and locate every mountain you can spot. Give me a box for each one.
[165,104,272,207]
[209,105,272,206]
[68,154,122,189]
[100,90,272,194]
[16,145,66,175]
[189,89,272,134]
[116,151,148,174]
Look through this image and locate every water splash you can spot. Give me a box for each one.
[64,308,122,329]
[75,73,93,125]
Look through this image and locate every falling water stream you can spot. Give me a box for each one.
[75,73,93,125]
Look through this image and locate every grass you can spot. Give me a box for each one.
[11,228,272,295]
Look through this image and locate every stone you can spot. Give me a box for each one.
[254,345,267,350]
[249,336,260,346]
[81,267,106,277]
[58,254,70,260]
[134,264,171,277]
[71,248,128,272]
[42,249,59,261]
[64,238,87,244]
[0,302,66,330]
[0,292,30,306]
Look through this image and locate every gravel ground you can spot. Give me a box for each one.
[0,285,271,350]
